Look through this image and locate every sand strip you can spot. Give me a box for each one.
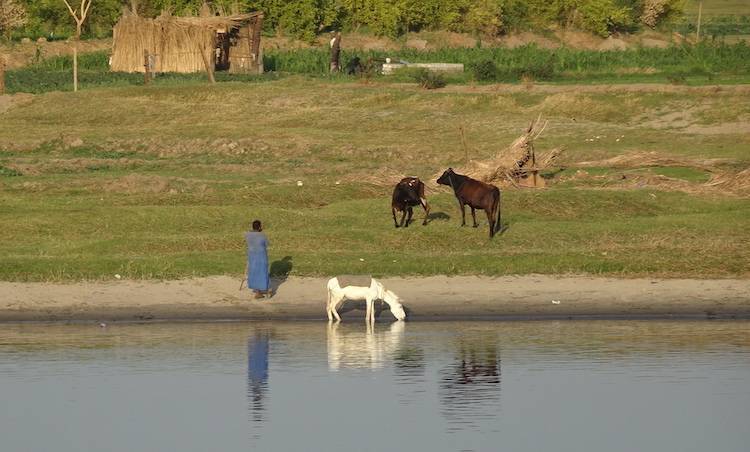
[1,275,748,322]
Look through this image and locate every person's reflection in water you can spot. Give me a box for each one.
[247,331,270,423]
[439,331,501,432]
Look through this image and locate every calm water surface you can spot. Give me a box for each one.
[1,320,749,452]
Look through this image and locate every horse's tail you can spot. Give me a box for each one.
[493,188,502,237]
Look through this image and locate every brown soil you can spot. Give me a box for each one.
[0,93,33,114]
[1,275,748,322]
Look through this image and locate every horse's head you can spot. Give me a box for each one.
[384,290,406,321]
[436,168,455,187]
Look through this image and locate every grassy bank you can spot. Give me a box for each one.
[1,80,749,280]
[6,42,750,94]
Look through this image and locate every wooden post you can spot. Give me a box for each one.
[696,2,703,41]
[199,45,216,84]
[73,42,78,92]
[143,49,151,84]
[0,56,5,95]
[459,125,469,163]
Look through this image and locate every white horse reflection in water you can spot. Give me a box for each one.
[327,321,405,370]
[326,277,406,323]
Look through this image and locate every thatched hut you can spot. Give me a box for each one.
[110,10,264,74]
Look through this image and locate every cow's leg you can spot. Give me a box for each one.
[399,209,407,227]
[420,198,430,225]
[392,207,400,228]
[405,207,413,227]
[471,207,478,227]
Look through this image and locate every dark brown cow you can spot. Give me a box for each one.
[436,168,502,238]
[391,177,430,228]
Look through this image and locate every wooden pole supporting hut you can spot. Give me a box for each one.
[0,56,5,95]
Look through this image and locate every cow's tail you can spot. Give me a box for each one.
[493,188,502,237]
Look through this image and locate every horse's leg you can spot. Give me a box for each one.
[331,294,342,322]
[392,207,400,228]
[365,297,372,323]
[420,198,430,225]
[460,201,466,227]
[326,285,333,321]
[471,207,478,227]
[369,297,378,324]
[405,206,413,227]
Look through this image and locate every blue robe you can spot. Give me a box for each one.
[245,231,270,291]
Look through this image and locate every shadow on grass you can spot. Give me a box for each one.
[428,212,451,221]
[270,256,293,292]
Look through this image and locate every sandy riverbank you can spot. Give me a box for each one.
[1,275,748,322]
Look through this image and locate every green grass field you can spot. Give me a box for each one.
[1,78,748,281]
[6,42,750,94]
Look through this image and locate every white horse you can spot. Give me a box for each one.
[326,277,406,323]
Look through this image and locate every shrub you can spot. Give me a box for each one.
[469,59,498,81]
[406,68,447,89]
[0,165,22,177]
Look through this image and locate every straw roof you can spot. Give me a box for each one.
[151,11,262,28]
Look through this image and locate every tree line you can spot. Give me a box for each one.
[2,0,684,41]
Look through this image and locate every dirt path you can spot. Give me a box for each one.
[1,275,748,322]
[435,83,750,95]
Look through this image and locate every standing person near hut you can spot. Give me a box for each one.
[330,31,341,73]
[245,220,271,299]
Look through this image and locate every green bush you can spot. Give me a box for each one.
[0,165,23,177]
[404,67,447,89]
[469,59,498,81]
[13,0,689,41]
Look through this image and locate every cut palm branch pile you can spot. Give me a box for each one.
[705,168,750,196]
[457,116,564,188]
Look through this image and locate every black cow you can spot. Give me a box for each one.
[391,177,430,228]
[437,168,502,238]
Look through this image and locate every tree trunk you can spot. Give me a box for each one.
[73,24,81,92]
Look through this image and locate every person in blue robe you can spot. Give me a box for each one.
[245,220,270,298]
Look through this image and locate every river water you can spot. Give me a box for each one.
[1,320,748,452]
